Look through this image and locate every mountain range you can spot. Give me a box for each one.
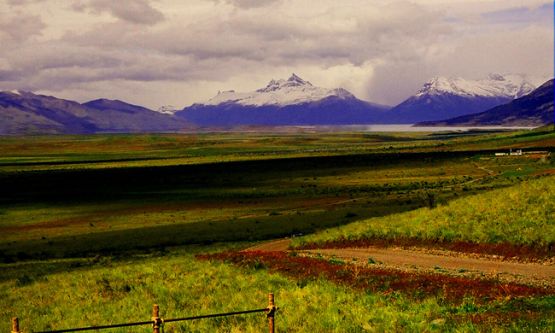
[174,74,389,126]
[386,74,537,123]
[417,79,554,127]
[0,91,187,134]
[0,73,552,134]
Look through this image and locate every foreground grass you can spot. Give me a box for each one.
[1,246,553,332]
[293,175,555,253]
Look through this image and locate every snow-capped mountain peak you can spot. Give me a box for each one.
[256,73,313,93]
[416,74,536,99]
[204,74,354,107]
[156,105,178,115]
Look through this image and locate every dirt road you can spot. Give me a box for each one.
[245,238,291,251]
[245,239,555,286]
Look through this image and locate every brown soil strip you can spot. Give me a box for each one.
[306,247,555,287]
[295,237,553,261]
[245,238,292,251]
[246,239,554,287]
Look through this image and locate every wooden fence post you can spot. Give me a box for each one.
[152,304,161,333]
[11,317,20,333]
[267,293,276,333]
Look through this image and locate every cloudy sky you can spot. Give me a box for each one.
[0,0,552,109]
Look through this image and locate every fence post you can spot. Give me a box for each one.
[11,318,20,333]
[267,293,276,333]
[152,304,161,333]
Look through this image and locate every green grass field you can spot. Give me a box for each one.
[292,175,555,252]
[2,130,553,260]
[1,128,554,332]
[0,126,552,172]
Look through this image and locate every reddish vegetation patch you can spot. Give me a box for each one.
[294,237,553,260]
[197,251,554,303]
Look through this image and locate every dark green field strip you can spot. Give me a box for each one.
[0,149,529,203]
[0,156,170,167]
[0,201,413,261]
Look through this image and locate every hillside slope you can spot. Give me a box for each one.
[0,91,186,134]
[293,175,555,249]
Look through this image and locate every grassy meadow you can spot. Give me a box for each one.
[2,246,554,332]
[1,127,554,332]
[292,175,555,253]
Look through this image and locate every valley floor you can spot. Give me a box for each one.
[1,128,554,332]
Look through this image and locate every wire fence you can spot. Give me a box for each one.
[10,293,277,333]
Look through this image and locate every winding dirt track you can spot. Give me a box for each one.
[245,239,555,286]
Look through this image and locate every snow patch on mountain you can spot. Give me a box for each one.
[157,105,178,115]
[3,89,24,96]
[416,74,537,99]
[204,74,355,107]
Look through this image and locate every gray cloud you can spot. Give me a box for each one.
[214,0,280,9]
[6,0,47,6]
[0,11,45,41]
[482,2,553,26]
[0,0,552,109]
[72,0,165,25]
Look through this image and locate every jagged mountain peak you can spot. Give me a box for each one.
[416,74,536,99]
[257,73,313,93]
[204,74,356,107]
[288,73,310,85]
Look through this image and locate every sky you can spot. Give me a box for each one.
[0,0,553,109]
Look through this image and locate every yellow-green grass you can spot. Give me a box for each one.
[293,175,555,250]
[312,159,490,187]
[1,246,553,332]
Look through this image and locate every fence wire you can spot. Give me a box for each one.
[33,308,269,333]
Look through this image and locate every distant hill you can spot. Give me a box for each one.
[81,98,187,132]
[175,74,390,126]
[0,91,186,135]
[386,74,538,123]
[417,79,554,127]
